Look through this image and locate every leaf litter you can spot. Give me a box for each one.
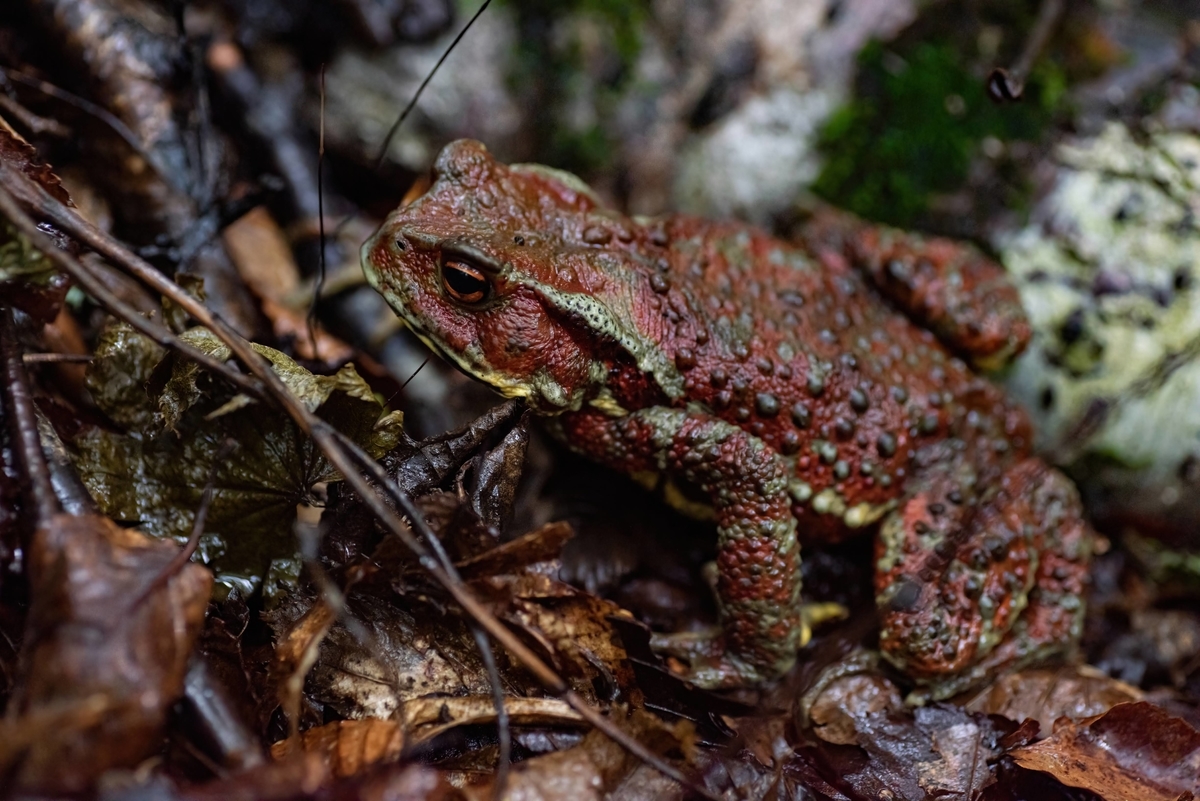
[0,0,1199,799]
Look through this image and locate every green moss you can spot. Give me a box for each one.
[814,41,1066,226]
[500,0,648,177]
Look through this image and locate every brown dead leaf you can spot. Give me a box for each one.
[269,699,585,783]
[809,672,905,746]
[1010,701,1200,800]
[471,708,695,801]
[181,749,333,800]
[270,593,336,732]
[181,746,460,800]
[271,718,405,778]
[266,591,542,722]
[222,205,353,364]
[223,206,300,300]
[456,520,575,579]
[0,513,212,792]
[480,570,641,704]
[793,702,1004,801]
[0,127,73,323]
[0,126,72,206]
[966,665,1144,736]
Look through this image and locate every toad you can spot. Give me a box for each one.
[362,140,1090,696]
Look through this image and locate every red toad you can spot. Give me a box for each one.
[362,140,1091,696]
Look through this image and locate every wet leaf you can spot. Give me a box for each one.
[473,709,695,801]
[271,592,337,732]
[74,322,404,585]
[793,696,1005,801]
[479,570,642,704]
[1010,701,1200,800]
[222,206,354,364]
[0,513,211,792]
[265,590,537,722]
[465,416,528,530]
[456,519,575,579]
[269,699,587,780]
[965,666,1143,737]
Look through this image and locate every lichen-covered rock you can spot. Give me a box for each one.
[319,6,524,170]
[998,121,1200,551]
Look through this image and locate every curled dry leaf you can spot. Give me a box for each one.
[73,322,404,587]
[481,578,642,703]
[466,522,641,704]
[0,513,211,793]
[270,592,336,732]
[1009,701,1200,801]
[463,416,528,530]
[456,519,575,580]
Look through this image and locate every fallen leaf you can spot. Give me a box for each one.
[793,702,1004,801]
[965,665,1143,736]
[0,513,211,792]
[74,322,403,586]
[472,709,694,801]
[222,207,355,364]
[264,591,541,722]
[270,718,405,778]
[1010,701,1200,800]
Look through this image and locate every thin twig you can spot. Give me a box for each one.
[307,65,327,360]
[371,0,494,170]
[0,94,72,138]
[1,307,61,525]
[0,67,169,179]
[0,183,261,398]
[475,623,511,800]
[987,0,1064,102]
[22,353,93,364]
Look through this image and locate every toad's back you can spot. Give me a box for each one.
[605,213,1031,539]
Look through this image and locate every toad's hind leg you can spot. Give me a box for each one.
[799,209,1031,367]
[876,456,1091,699]
[556,407,806,687]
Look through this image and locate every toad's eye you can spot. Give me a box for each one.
[441,260,490,304]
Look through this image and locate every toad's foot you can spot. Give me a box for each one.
[651,602,848,688]
[650,627,758,688]
[876,457,1091,699]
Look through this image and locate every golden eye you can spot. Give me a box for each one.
[441,260,490,304]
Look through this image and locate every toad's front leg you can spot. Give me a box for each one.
[556,407,804,687]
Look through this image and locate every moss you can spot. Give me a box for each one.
[500,0,648,177]
[814,40,1066,226]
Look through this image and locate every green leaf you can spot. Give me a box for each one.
[75,322,404,592]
